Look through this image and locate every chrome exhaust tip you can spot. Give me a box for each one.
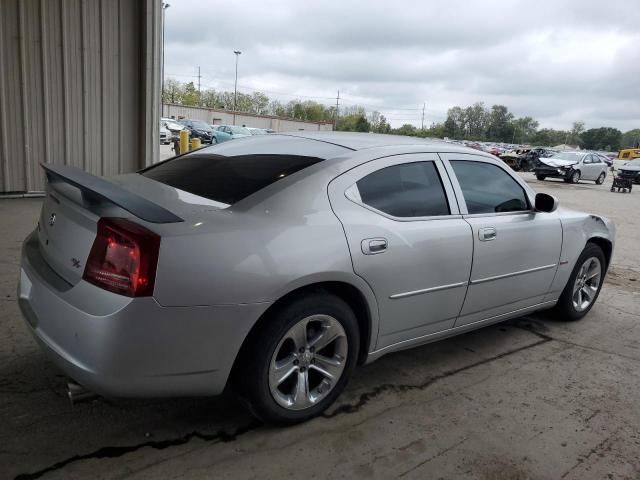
[67,381,97,404]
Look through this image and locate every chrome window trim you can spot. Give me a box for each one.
[470,263,557,285]
[389,281,468,299]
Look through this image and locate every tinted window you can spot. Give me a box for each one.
[451,160,529,214]
[356,162,450,217]
[142,153,323,205]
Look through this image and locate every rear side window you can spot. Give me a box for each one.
[355,162,450,217]
[450,160,529,214]
[141,154,323,205]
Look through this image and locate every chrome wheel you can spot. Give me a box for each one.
[269,315,348,411]
[572,257,602,312]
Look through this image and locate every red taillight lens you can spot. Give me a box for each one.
[83,218,161,297]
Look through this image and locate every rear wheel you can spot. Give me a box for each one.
[234,292,359,424]
[595,172,605,185]
[536,174,546,181]
[553,243,605,321]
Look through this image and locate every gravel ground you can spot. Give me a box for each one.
[1,172,638,480]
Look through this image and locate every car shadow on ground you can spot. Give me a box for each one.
[3,313,554,480]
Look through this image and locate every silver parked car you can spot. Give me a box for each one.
[533,151,608,184]
[19,133,615,424]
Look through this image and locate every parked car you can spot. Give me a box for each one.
[19,133,615,424]
[161,118,186,141]
[178,119,214,144]
[159,122,170,145]
[209,125,233,144]
[618,158,640,184]
[216,125,252,139]
[533,151,608,184]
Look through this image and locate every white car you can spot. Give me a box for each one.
[533,152,608,184]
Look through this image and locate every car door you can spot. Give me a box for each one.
[328,154,473,349]
[440,153,562,326]
[580,155,595,180]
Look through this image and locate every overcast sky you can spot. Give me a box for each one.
[163,0,640,130]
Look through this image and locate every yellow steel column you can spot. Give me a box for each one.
[191,138,202,150]
[179,129,189,154]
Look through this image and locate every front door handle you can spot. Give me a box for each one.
[362,238,388,255]
[478,227,497,241]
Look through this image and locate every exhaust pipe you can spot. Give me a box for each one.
[67,382,97,404]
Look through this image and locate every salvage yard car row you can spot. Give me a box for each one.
[160,117,273,144]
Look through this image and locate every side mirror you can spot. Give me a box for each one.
[535,193,558,213]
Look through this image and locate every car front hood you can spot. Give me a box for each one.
[620,166,640,172]
[540,159,578,168]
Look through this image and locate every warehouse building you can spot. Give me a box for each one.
[0,0,162,194]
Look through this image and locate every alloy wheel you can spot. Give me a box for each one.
[269,315,348,410]
[572,257,602,312]
[596,173,605,185]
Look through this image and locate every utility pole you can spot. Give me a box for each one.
[233,50,241,125]
[196,66,201,106]
[333,89,340,131]
[421,102,426,131]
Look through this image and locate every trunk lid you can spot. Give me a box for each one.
[37,164,186,286]
[37,188,100,285]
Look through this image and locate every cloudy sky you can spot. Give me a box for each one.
[163,0,640,130]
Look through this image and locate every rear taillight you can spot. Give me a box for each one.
[83,218,161,297]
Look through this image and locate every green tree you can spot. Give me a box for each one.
[181,82,199,106]
[443,116,456,138]
[621,129,640,148]
[581,127,622,151]
[354,115,370,132]
[510,116,539,144]
[486,105,514,142]
[568,121,585,146]
[394,124,418,136]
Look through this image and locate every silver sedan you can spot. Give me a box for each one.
[18,133,615,424]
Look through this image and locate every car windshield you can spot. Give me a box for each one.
[230,126,251,135]
[551,152,583,161]
[191,120,210,129]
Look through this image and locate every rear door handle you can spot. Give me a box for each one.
[478,227,497,241]
[362,238,388,255]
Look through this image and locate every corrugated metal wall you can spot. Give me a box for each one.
[0,0,161,194]
[162,104,334,132]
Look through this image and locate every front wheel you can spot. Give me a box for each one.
[595,172,605,185]
[536,174,546,181]
[234,292,360,424]
[570,170,581,184]
[553,243,605,321]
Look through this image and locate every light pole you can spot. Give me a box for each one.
[233,50,241,125]
[161,3,170,108]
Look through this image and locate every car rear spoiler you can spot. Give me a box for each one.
[41,163,184,224]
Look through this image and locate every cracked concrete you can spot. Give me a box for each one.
[1,174,639,479]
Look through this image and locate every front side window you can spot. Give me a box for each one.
[354,162,450,218]
[450,160,529,214]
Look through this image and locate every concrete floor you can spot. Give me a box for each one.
[1,173,639,480]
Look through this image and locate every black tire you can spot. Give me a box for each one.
[553,243,606,321]
[536,175,546,181]
[233,291,360,424]
[595,172,605,185]
[570,170,581,184]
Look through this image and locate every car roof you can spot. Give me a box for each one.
[277,131,460,152]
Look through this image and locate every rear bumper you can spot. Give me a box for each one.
[18,231,270,398]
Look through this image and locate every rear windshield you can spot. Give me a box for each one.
[141,153,323,205]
